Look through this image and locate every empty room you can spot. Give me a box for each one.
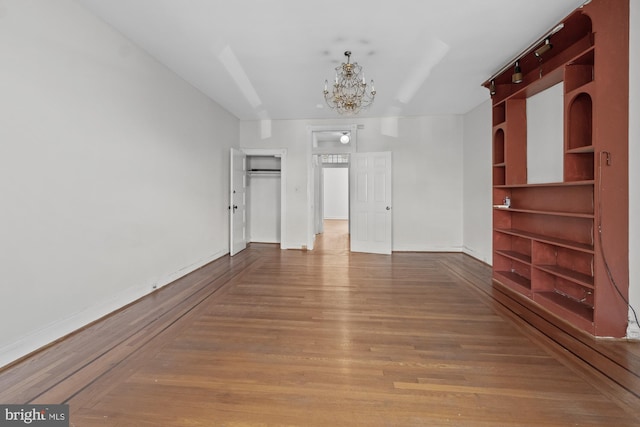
[1,0,639,425]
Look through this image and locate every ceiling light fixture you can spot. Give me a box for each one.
[340,132,350,144]
[324,51,376,115]
[512,61,523,84]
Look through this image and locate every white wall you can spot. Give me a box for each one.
[462,100,492,264]
[248,175,281,243]
[628,0,640,337]
[240,116,464,251]
[527,83,564,184]
[0,0,239,367]
[323,168,349,220]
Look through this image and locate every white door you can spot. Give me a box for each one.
[229,148,247,256]
[350,152,392,254]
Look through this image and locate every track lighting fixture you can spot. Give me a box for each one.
[512,61,523,84]
[489,80,496,96]
[534,38,553,58]
[484,23,564,88]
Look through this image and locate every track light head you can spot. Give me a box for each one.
[534,38,553,58]
[512,61,523,84]
[489,80,496,96]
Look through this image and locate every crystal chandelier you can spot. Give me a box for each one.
[323,51,376,114]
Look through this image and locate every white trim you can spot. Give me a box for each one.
[307,125,358,250]
[310,124,358,154]
[394,244,464,252]
[242,148,287,249]
[463,246,491,265]
[306,127,315,250]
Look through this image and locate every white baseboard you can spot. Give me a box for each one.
[627,311,640,340]
[392,244,464,253]
[0,250,226,369]
[462,246,491,265]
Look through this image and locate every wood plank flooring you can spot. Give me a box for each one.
[1,220,639,426]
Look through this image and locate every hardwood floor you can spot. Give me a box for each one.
[1,220,639,425]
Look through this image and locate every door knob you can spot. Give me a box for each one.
[233,205,238,212]
[386,206,391,210]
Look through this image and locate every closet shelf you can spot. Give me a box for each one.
[248,169,281,176]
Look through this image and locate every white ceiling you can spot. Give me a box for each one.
[77,0,587,121]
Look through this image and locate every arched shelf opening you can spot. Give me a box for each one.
[567,92,593,151]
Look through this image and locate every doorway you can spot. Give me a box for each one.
[229,148,287,256]
[307,125,356,251]
[318,153,350,251]
[307,126,393,254]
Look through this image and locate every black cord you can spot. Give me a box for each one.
[597,152,640,332]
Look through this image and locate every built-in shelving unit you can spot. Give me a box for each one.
[486,0,629,337]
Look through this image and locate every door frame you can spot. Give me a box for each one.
[306,124,357,250]
[242,148,288,249]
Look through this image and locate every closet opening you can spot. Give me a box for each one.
[246,155,281,244]
[230,148,287,256]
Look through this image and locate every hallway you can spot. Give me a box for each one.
[314,219,350,253]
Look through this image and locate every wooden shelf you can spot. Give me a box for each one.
[496,207,594,219]
[494,271,532,292]
[565,67,595,96]
[494,180,594,189]
[495,250,531,265]
[566,145,595,154]
[535,264,594,289]
[566,45,595,68]
[494,228,594,254]
[535,291,594,323]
